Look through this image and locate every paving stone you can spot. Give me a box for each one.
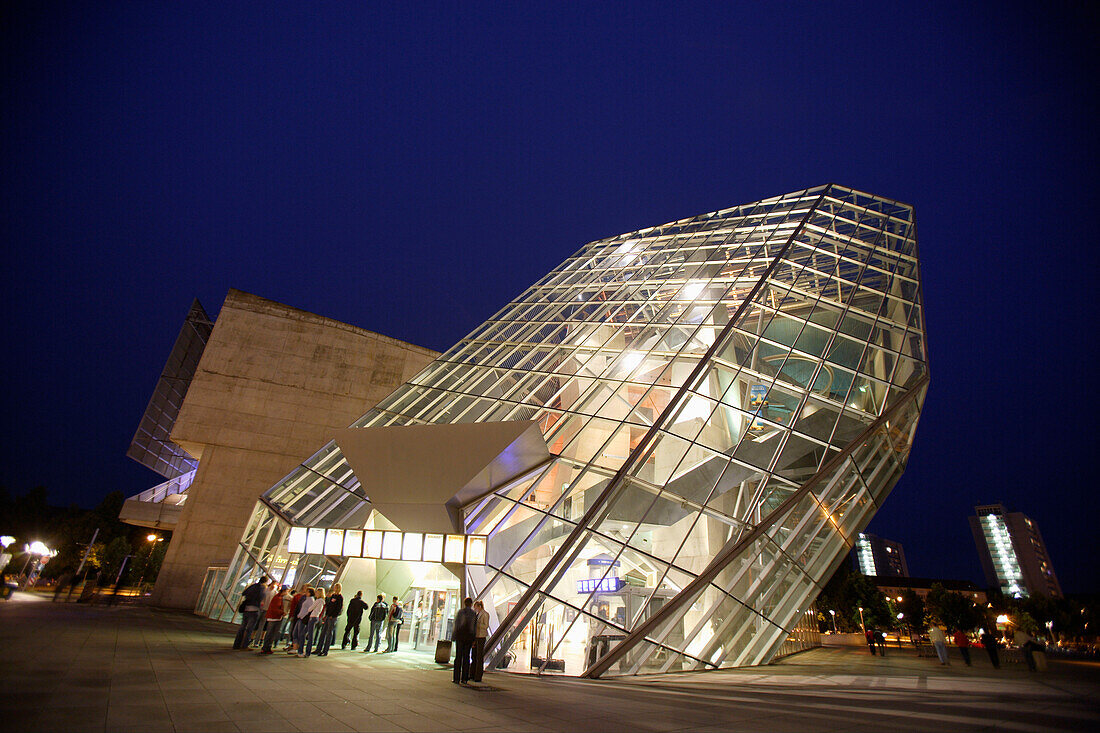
[3,592,1099,733]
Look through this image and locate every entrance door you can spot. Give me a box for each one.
[406,587,458,650]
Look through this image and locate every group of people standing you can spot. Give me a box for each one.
[232,577,407,658]
[233,578,495,685]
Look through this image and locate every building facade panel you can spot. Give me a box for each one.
[131,289,438,609]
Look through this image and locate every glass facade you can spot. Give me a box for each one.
[207,184,928,677]
[126,299,214,478]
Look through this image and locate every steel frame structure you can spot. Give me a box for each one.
[208,184,928,677]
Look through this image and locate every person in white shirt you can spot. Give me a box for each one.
[302,587,325,657]
[294,588,317,657]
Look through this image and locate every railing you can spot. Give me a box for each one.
[128,469,196,504]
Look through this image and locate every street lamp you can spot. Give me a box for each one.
[858,606,866,633]
[136,534,164,590]
[18,541,55,584]
[829,609,838,634]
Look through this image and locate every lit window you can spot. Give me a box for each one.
[402,533,423,562]
[466,535,487,565]
[444,534,465,564]
[306,528,325,555]
[382,531,402,560]
[343,530,364,557]
[364,530,383,559]
[324,529,344,556]
[287,527,307,554]
[423,534,444,563]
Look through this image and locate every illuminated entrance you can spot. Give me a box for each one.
[284,526,486,654]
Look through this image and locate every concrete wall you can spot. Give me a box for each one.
[151,289,438,609]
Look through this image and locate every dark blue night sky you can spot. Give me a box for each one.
[3,3,1096,592]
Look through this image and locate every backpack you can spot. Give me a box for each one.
[392,605,403,622]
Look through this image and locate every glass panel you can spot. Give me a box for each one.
[364,530,383,559]
[305,528,325,555]
[381,531,402,560]
[402,532,423,562]
[287,526,307,554]
[445,534,466,564]
[467,535,487,565]
[343,529,363,557]
[423,533,445,563]
[323,529,344,556]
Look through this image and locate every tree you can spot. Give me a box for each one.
[926,583,981,631]
[99,537,131,583]
[897,588,925,633]
[130,535,170,588]
[815,565,896,632]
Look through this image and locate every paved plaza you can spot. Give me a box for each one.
[1,592,1097,732]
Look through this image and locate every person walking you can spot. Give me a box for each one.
[385,597,403,652]
[294,588,317,657]
[260,586,290,654]
[1014,628,1041,672]
[317,584,343,656]
[928,625,950,665]
[980,629,1001,669]
[52,570,74,602]
[953,629,972,666]
[364,595,388,653]
[233,576,267,650]
[472,600,490,682]
[343,591,366,649]
[865,627,877,656]
[452,597,478,685]
[874,629,887,657]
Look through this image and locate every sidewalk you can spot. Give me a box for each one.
[1,591,1097,732]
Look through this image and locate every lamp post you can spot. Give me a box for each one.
[136,534,163,590]
[829,609,838,634]
[858,606,866,633]
[18,541,54,587]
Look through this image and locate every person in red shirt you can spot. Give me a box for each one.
[953,629,972,666]
[260,586,290,654]
[285,586,309,653]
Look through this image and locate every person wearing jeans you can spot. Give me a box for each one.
[260,586,289,654]
[316,583,343,656]
[363,595,388,653]
[233,577,267,650]
[294,588,316,657]
[928,625,950,665]
[303,587,325,657]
